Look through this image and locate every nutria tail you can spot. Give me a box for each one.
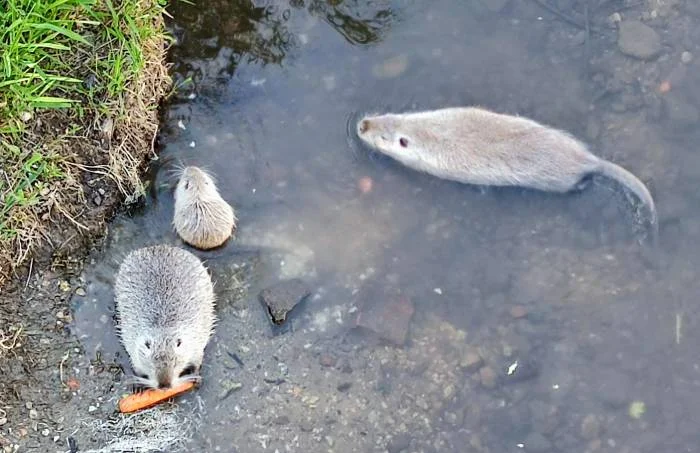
[596,159,658,242]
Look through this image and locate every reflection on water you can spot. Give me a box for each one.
[72,0,700,451]
[303,0,397,45]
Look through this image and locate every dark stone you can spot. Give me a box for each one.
[387,433,412,453]
[617,20,662,60]
[273,415,290,425]
[354,281,415,346]
[258,278,311,325]
[503,356,540,384]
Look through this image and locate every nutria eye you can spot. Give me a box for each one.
[184,181,190,190]
[399,137,408,148]
[176,339,182,347]
[144,340,151,349]
[179,365,196,377]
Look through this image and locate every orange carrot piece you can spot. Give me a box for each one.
[118,381,195,413]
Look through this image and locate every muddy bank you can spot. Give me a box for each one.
[0,0,171,451]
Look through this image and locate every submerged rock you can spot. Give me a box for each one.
[617,20,662,60]
[258,278,311,325]
[354,282,415,346]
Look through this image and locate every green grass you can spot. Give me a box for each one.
[1,0,92,129]
[0,0,170,281]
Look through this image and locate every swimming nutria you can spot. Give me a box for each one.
[114,245,216,389]
[356,107,658,237]
[173,166,237,250]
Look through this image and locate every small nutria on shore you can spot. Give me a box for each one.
[357,107,658,238]
[173,166,237,250]
[114,244,216,389]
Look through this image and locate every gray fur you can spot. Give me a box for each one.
[114,245,216,389]
[357,107,658,235]
[173,166,237,250]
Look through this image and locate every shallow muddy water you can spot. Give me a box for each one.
[72,0,700,452]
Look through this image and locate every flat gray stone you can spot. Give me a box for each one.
[618,20,662,60]
[355,282,415,346]
[258,279,311,325]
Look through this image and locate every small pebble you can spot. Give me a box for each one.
[177,120,186,130]
[88,405,97,413]
[357,176,373,194]
[509,305,528,318]
[41,429,50,437]
[0,418,6,426]
[479,366,497,389]
[608,12,622,24]
[460,350,483,372]
[319,354,337,367]
[67,377,80,391]
[273,415,290,425]
[580,414,601,440]
[28,409,38,419]
[75,288,86,297]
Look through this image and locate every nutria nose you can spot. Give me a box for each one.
[358,119,370,134]
[158,379,171,389]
